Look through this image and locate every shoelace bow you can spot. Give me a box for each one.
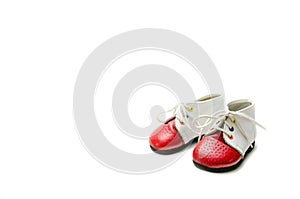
[157,103,192,123]
[157,103,217,134]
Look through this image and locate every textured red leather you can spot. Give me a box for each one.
[149,119,184,151]
[193,132,242,168]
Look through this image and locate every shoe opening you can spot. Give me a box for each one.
[228,101,252,111]
[197,94,221,102]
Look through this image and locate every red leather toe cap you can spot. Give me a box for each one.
[193,132,242,169]
[149,119,184,151]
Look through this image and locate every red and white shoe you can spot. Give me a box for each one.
[149,94,225,154]
[193,99,264,172]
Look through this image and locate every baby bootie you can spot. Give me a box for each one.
[149,94,225,154]
[193,99,264,172]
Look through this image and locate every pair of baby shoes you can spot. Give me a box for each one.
[149,94,264,172]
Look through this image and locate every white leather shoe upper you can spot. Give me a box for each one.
[173,94,225,144]
[207,99,264,156]
[223,100,256,155]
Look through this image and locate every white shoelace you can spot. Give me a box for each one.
[157,103,216,134]
[193,111,266,146]
[157,103,192,123]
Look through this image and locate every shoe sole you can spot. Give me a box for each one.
[193,141,255,172]
[150,137,198,155]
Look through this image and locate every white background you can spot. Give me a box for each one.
[1,0,300,198]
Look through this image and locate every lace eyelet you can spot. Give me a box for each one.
[228,135,234,140]
[188,107,194,112]
[180,120,185,125]
[229,126,234,131]
[232,120,236,124]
